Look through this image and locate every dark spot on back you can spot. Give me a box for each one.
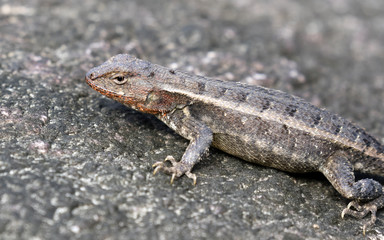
[148,72,155,78]
[213,87,227,98]
[261,100,270,112]
[197,82,206,94]
[282,124,289,134]
[285,104,297,117]
[334,125,341,135]
[236,92,248,102]
[362,138,371,147]
[313,115,321,125]
[169,69,176,74]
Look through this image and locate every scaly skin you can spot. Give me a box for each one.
[86,54,384,234]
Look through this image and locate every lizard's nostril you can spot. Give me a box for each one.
[86,72,96,80]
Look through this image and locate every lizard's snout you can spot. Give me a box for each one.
[85,71,96,81]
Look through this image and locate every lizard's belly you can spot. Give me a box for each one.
[211,131,333,173]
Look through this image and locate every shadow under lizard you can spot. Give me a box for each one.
[85,54,384,234]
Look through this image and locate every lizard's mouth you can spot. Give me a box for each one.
[85,75,139,110]
[85,75,98,91]
[85,76,116,98]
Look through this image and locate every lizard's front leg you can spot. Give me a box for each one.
[153,117,213,185]
[319,150,384,234]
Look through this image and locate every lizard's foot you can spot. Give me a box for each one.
[341,196,383,235]
[152,156,197,185]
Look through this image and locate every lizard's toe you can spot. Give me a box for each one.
[152,161,165,175]
[152,156,196,184]
[185,171,197,185]
[152,156,177,175]
[341,198,381,235]
[341,201,365,219]
[164,155,177,164]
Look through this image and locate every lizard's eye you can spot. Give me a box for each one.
[112,75,128,85]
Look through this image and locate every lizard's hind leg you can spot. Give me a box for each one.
[319,150,383,234]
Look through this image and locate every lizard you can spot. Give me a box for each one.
[85,54,384,234]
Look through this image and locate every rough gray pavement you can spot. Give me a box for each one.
[1,0,384,239]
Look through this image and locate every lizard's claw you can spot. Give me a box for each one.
[152,155,197,185]
[341,199,380,235]
[186,171,197,185]
[341,201,363,219]
[170,173,176,184]
[152,156,176,175]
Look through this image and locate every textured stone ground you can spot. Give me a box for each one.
[1,0,384,239]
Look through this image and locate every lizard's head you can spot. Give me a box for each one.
[85,54,156,111]
[85,54,158,113]
[85,54,188,115]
